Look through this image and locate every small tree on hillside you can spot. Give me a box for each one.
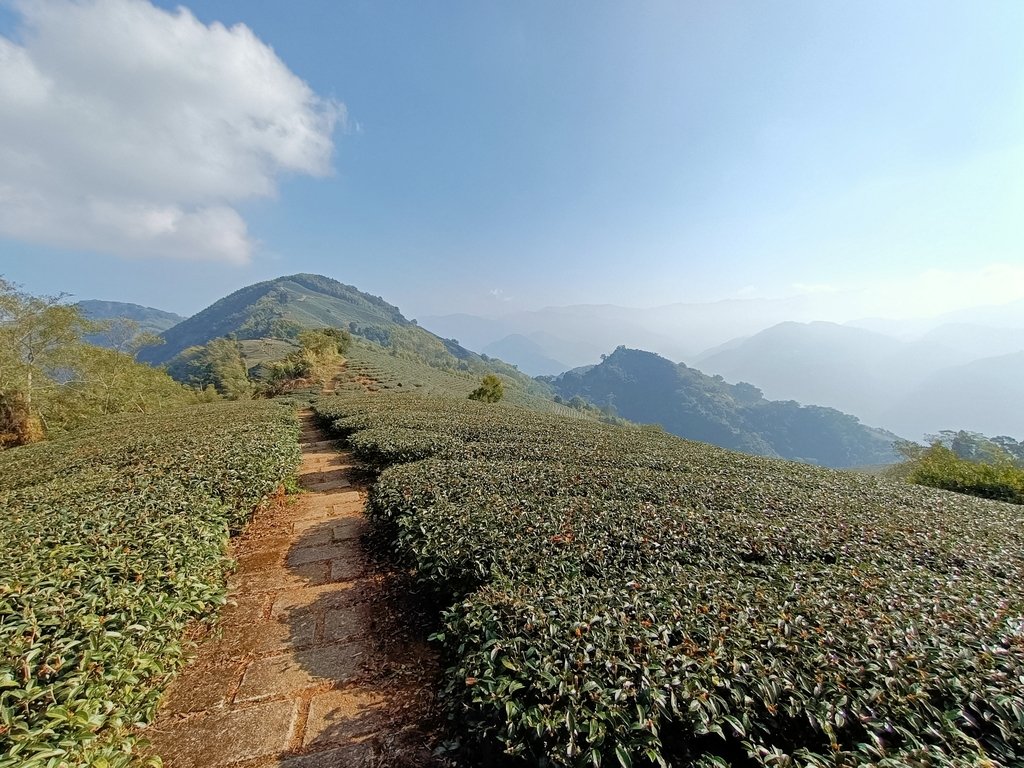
[469,373,504,403]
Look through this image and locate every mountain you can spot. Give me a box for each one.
[136,273,550,397]
[77,300,185,346]
[545,346,899,468]
[881,352,1024,439]
[138,274,410,365]
[694,322,910,424]
[694,320,1024,439]
[481,334,570,376]
[420,294,843,371]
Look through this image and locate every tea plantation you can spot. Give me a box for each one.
[314,393,1024,767]
[0,402,300,767]
[337,340,594,419]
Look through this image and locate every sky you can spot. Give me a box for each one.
[0,0,1022,320]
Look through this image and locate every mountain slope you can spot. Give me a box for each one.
[77,300,185,343]
[137,273,551,398]
[137,274,407,364]
[882,352,1024,439]
[547,346,899,468]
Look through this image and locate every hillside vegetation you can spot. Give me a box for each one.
[76,301,185,347]
[334,339,592,418]
[0,402,299,766]
[313,392,1024,767]
[138,272,552,400]
[1,280,211,447]
[897,431,1024,505]
[546,346,898,468]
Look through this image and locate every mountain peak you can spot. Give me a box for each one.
[137,273,410,365]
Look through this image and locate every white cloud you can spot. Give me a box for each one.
[488,288,513,302]
[0,0,343,263]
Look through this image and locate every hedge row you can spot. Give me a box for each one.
[0,401,300,767]
[314,393,1024,768]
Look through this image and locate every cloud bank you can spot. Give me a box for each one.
[0,0,343,263]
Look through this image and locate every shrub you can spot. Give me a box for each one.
[468,374,504,403]
[0,401,300,766]
[908,443,1024,504]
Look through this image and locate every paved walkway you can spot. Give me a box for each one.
[145,410,439,767]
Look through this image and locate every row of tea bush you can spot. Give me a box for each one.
[315,393,1024,767]
[0,401,300,767]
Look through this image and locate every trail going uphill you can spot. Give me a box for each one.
[145,409,444,767]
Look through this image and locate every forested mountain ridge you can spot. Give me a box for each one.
[546,346,899,468]
[136,273,549,397]
[137,274,408,364]
[76,300,185,344]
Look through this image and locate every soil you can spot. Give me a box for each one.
[142,403,457,768]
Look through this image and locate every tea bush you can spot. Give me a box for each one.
[0,401,300,767]
[314,393,1024,768]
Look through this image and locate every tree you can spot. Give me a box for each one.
[87,316,164,358]
[469,373,504,403]
[297,327,351,358]
[1,278,93,440]
[172,337,254,399]
[0,278,92,413]
[1,279,208,444]
[258,327,352,395]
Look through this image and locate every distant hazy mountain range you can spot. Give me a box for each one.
[76,300,185,344]
[422,295,835,370]
[424,299,1024,440]
[696,321,1024,440]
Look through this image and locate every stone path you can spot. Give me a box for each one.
[145,410,441,768]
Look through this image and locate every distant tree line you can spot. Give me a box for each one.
[896,430,1024,504]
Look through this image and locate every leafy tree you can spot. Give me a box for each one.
[297,327,351,358]
[896,430,1024,504]
[44,345,213,432]
[0,278,92,417]
[469,373,504,403]
[1,279,210,444]
[86,316,164,356]
[904,442,1024,504]
[173,337,254,399]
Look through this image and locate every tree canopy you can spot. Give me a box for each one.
[1,278,209,446]
[468,373,504,403]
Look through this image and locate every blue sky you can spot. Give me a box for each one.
[1,0,1022,319]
